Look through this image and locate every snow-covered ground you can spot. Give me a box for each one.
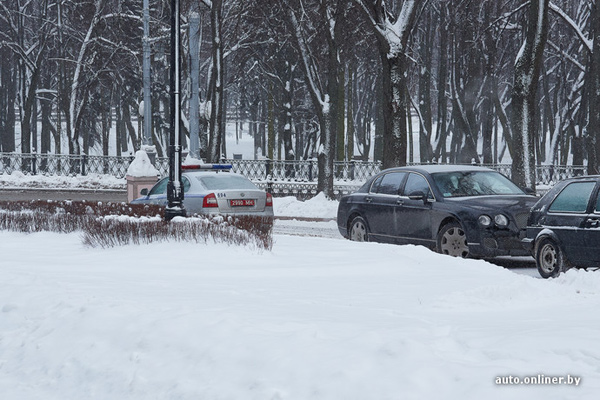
[273,193,338,219]
[0,171,126,191]
[2,168,598,399]
[1,230,598,399]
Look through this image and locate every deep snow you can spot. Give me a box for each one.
[1,166,598,399]
[1,229,599,399]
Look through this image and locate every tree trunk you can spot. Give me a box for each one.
[418,10,434,163]
[434,4,449,163]
[336,67,346,162]
[511,0,550,190]
[0,50,17,153]
[380,52,409,168]
[374,74,384,162]
[21,65,43,170]
[188,11,201,159]
[267,84,275,160]
[588,0,600,174]
[207,0,224,163]
[346,67,355,161]
[356,0,419,169]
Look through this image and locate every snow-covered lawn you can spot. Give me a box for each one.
[273,193,338,219]
[0,172,126,190]
[1,230,598,399]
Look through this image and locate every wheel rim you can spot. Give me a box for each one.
[350,220,367,242]
[440,227,469,257]
[539,243,558,274]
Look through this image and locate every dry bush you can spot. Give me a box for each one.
[0,200,273,250]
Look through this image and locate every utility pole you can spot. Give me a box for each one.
[189,11,201,159]
[165,0,186,220]
[142,0,155,163]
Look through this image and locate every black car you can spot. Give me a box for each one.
[337,165,537,258]
[524,175,600,278]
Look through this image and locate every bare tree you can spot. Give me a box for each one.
[511,0,550,189]
[285,0,346,198]
[353,0,423,169]
[0,0,53,166]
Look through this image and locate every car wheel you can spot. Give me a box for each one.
[349,216,369,242]
[437,222,469,258]
[536,238,568,279]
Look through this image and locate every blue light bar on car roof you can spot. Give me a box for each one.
[181,163,233,170]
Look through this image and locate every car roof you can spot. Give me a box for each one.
[183,170,245,178]
[558,174,600,181]
[381,164,497,174]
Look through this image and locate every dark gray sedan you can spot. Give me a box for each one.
[337,165,537,258]
[524,175,600,278]
[131,165,273,217]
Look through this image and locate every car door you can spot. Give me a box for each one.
[145,176,191,208]
[583,184,600,264]
[146,177,169,206]
[395,172,434,246]
[365,171,407,243]
[545,180,597,265]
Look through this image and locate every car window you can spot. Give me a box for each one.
[403,173,433,199]
[431,171,524,197]
[197,174,258,190]
[149,177,168,195]
[149,176,190,195]
[370,175,383,193]
[549,181,596,213]
[596,192,600,213]
[375,172,406,195]
[182,176,191,192]
[369,175,384,193]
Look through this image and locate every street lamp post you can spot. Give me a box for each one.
[165,0,186,220]
[142,0,155,163]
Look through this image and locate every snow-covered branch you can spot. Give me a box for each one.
[288,7,326,110]
[549,1,593,53]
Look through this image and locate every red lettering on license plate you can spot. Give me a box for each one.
[230,199,255,207]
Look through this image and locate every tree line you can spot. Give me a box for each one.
[1,0,599,196]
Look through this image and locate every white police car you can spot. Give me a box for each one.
[131,164,273,217]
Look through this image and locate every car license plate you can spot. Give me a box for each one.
[230,199,255,207]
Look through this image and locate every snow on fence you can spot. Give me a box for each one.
[0,152,587,198]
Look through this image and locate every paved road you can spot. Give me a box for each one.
[273,219,341,239]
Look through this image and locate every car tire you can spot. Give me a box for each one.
[536,238,568,279]
[349,216,369,242]
[437,222,469,258]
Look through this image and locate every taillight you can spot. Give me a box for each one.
[266,192,273,207]
[202,193,219,208]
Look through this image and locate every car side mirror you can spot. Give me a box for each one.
[408,190,426,201]
[140,188,149,196]
[522,187,536,196]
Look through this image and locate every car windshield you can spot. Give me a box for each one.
[432,171,524,198]
[196,174,258,190]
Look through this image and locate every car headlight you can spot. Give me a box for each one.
[494,214,509,227]
[478,215,492,227]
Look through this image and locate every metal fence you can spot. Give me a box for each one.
[0,152,590,198]
[0,153,144,178]
[228,158,381,183]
